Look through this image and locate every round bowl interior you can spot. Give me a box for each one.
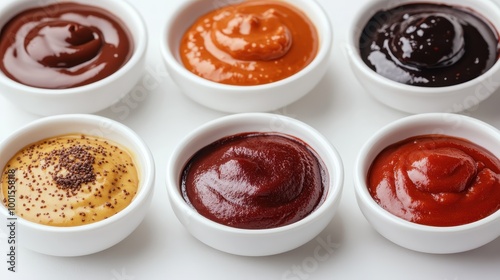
[166,113,343,256]
[354,113,500,253]
[161,0,333,113]
[0,114,155,256]
[346,0,500,113]
[0,0,147,115]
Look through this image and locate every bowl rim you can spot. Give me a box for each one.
[166,112,344,235]
[160,0,333,93]
[354,112,500,233]
[0,114,155,232]
[346,0,500,95]
[0,0,148,95]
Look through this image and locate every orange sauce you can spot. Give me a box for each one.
[179,0,318,85]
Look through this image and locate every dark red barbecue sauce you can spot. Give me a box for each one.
[181,132,328,229]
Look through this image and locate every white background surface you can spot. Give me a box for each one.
[1,0,500,279]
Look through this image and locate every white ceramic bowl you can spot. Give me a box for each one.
[354,113,500,253]
[0,0,147,116]
[0,114,155,256]
[161,0,332,113]
[346,0,500,114]
[166,113,343,256]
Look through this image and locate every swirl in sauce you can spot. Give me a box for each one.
[0,3,132,89]
[179,0,318,85]
[367,134,500,226]
[181,132,327,229]
[359,3,500,87]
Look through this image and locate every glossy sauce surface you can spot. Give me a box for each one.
[179,0,318,85]
[359,3,499,87]
[181,132,327,229]
[0,3,132,89]
[367,134,500,226]
[0,134,139,227]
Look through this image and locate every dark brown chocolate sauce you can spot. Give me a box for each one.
[359,3,499,87]
[0,3,132,89]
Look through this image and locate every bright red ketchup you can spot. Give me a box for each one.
[368,134,500,226]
